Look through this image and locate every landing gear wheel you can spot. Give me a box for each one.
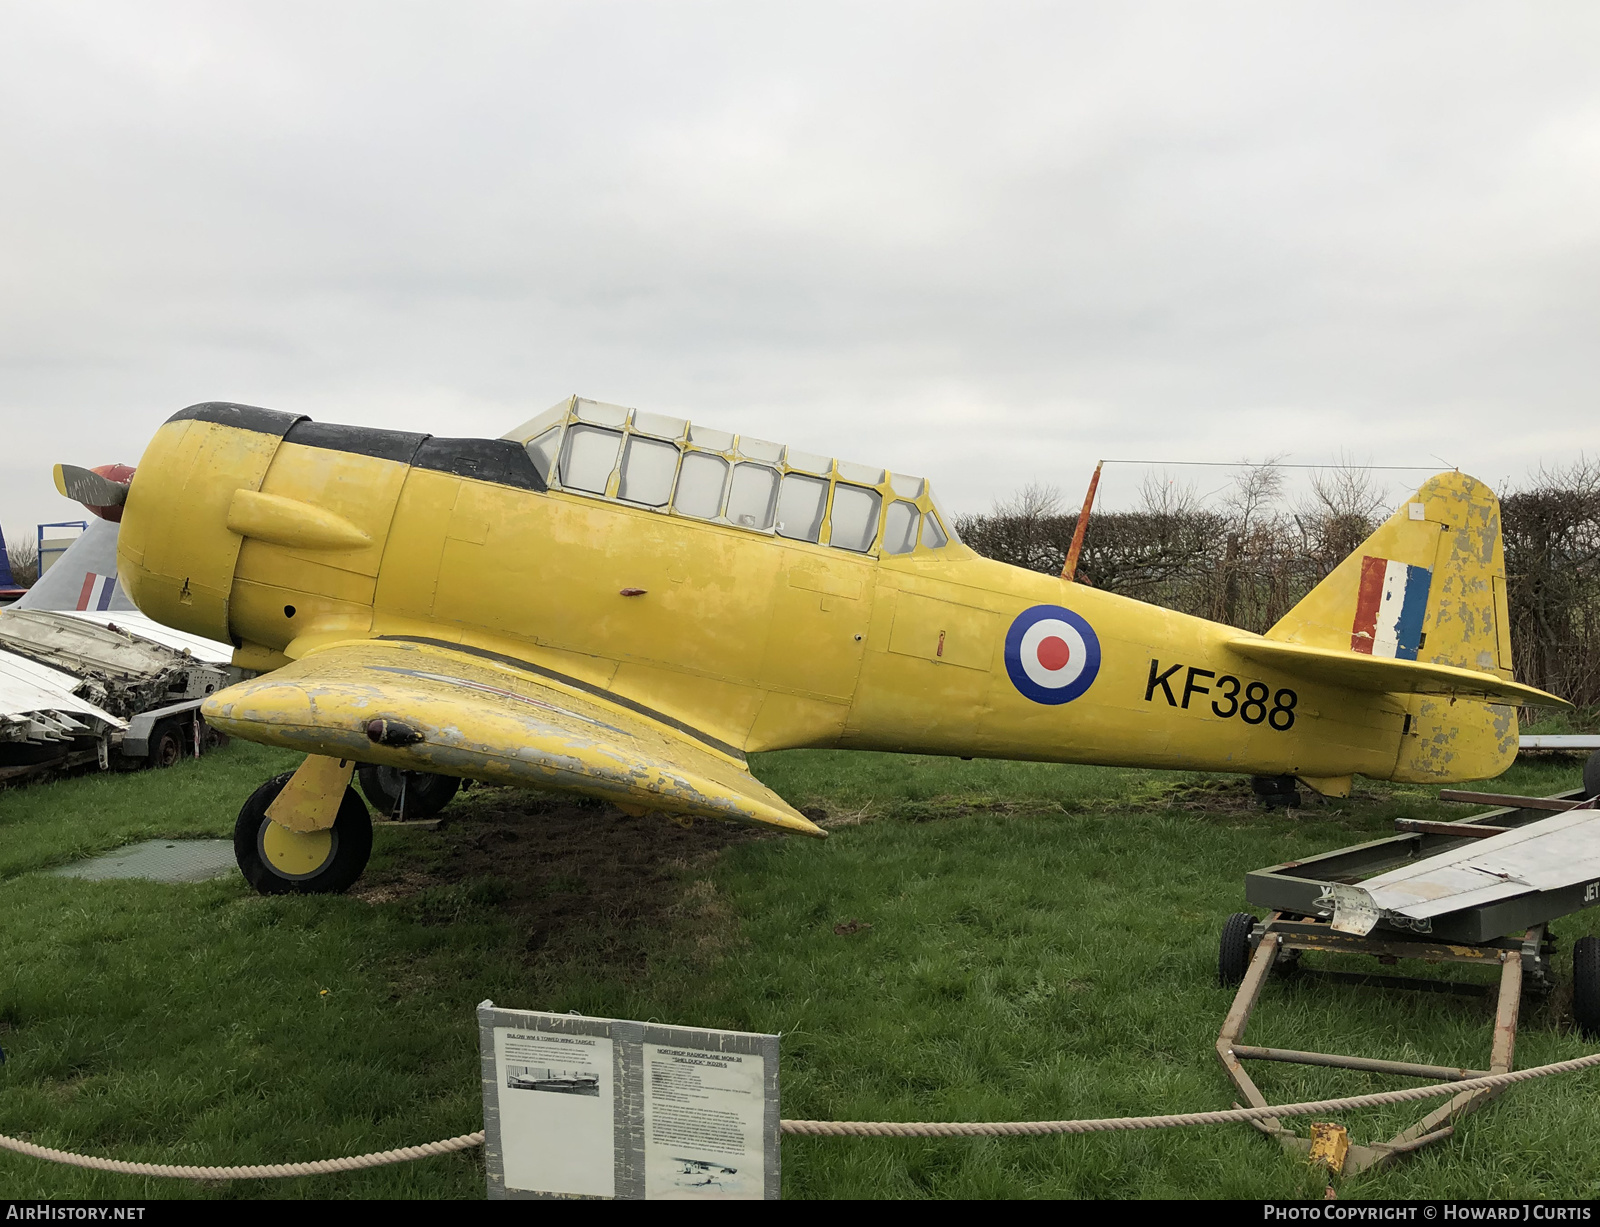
[1219,912,1259,986]
[1584,749,1600,801]
[1251,775,1301,810]
[233,771,373,895]
[357,764,460,820]
[1573,935,1600,1038]
[149,719,185,769]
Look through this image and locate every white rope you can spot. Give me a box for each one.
[5,1049,1597,1175]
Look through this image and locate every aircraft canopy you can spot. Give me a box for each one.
[504,397,956,557]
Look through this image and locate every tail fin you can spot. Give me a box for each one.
[1267,472,1524,783]
[12,517,137,614]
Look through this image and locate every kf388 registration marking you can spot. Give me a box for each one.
[1144,659,1298,731]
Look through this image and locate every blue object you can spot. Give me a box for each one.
[0,520,15,588]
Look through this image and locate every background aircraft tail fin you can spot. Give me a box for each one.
[0,521,16,590]
[1267,471,1525,782]
[12,517,139,613]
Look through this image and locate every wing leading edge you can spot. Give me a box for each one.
[200,638,826,838]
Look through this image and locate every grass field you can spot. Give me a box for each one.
[1,739,1597,1200]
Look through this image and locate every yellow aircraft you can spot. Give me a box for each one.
[59,397,1565,894]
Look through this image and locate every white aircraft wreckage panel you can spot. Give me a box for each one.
[1322,803,1600,934]
[48,611,235,666]
[0,649,123,744]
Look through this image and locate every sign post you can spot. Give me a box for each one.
[477,1002,781,1200]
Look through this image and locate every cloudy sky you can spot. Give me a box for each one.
[2,1,1597,543]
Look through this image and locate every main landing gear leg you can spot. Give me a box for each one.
[233,755,373,895]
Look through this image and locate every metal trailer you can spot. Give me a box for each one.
[1216,787,1597,1175]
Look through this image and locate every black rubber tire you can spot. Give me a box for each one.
[233,771,373,895]
[1584,749,1600,801]
[1219,912,1259,986]
[1250,775,1296,794]
[149,719,186,769]
[1574,935,1600,1038]
[199,718,228,753]
[357,764,460,820]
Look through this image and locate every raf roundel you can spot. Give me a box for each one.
[1004,605,1102,705]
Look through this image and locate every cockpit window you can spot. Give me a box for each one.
[674,452,728,519]
[726,463,779,530]
[560,425,623,494]
[829,484,881,552]
[512,397,953,554]
[618,435,679,507]
[776,473,828,542]
[524,426,562,485]
[883,500,918,554]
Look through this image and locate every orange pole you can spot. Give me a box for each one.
[1061,460,1102,582]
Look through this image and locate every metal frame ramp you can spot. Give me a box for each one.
[1217,788,1592,1174]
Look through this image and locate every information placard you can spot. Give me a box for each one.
[477,1002,780,1200]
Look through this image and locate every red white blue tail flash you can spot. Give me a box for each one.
[1351,556,1431,660]
[1004,605,1102,704]
[76,572,118,612]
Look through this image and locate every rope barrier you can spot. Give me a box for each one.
[0,1130,486,1179]
[779,1049,1600,1137]
[4,1049,1599,1176]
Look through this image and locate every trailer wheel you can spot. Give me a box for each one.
[357,764,460,820]
[1574,936,1600,1038]
[1219,912,1259,986]
[149,719,185,769]
[1584,749,1600,801]
[233,771,373,895]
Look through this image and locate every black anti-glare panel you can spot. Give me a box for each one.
[163,404,545,493]
[284,420,430,465]
[413,436,547,492]
[165,402,306,436]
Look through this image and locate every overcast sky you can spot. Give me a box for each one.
[2,1,1598,545]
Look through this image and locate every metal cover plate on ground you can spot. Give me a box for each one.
[52,839,235,883]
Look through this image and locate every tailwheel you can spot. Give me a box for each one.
[233,771,373,895]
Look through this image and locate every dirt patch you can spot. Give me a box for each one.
[1146,778,1264,814]
[353,785,772,964]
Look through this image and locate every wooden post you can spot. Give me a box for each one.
[1061,461,1103,582]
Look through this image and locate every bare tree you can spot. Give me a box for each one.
[1502,457,1600,708]
[6,538,38,588]
[957,482,1065,575]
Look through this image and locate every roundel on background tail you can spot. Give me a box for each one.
[1004,605,1102,705]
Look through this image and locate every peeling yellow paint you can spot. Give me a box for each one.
[265,754,355,833]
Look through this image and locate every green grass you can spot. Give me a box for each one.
[0,745,1596,1199]
[1522,704,1600,736]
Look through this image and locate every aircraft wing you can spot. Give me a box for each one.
[1226,636,1570,708]
[200,637,826,837]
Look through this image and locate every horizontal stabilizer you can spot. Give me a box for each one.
[1226,636,1570,708]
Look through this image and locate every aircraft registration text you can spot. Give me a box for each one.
[1143,659,1298,731]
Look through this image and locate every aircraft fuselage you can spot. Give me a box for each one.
[117,403,1517,790]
